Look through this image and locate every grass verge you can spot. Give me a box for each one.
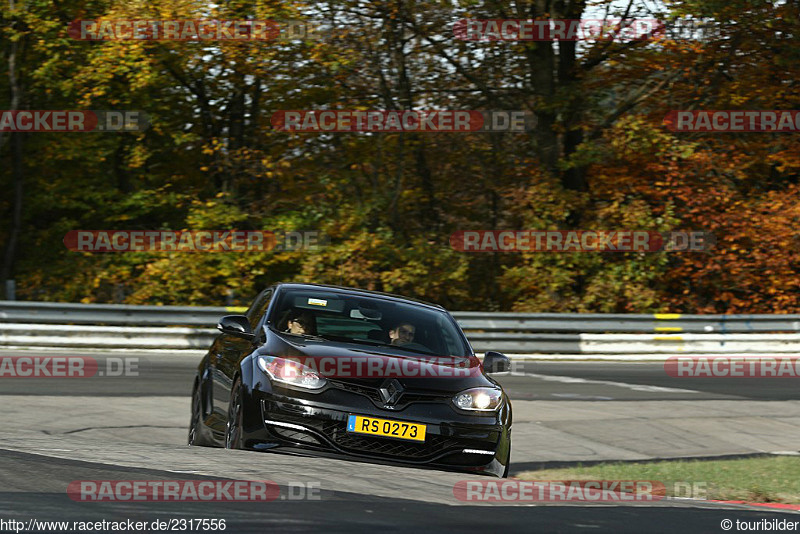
[516,456,800,503]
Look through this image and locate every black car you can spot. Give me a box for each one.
[188,283,513,477]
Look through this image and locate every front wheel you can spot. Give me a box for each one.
[501,437,511,478]
[225,376,244,449]
[188,383,203,446]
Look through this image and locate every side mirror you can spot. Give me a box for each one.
[217,315,254,340]
[483,351,510,373]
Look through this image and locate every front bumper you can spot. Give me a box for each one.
[241,379,511,477]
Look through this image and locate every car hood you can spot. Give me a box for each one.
[260,333,496,393]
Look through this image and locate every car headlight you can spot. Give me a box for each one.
[452,387,503,411]
[257,355,327,390]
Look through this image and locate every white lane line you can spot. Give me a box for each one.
[551,393,615,400]
[510,372,702,394]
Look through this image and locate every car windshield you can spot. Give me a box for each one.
[268,288,470,357]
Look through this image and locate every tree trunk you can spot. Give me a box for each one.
[1,0,24,299]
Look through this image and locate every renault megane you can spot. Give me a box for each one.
[188,283,512,477]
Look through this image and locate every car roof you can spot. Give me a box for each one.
[271,283,445,310]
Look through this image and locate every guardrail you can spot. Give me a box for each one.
[2,301,800,332]
[453,312,800,334]
[0,301,241,327]
[1,301,800,358]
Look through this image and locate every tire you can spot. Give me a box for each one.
[225,376,244,449]
[188,383,203,446]
[501,437,511,478]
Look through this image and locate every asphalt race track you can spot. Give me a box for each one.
[1,349,799,533]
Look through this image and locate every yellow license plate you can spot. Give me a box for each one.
[346,415,426,442]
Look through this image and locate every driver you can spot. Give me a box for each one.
[285,309,317,335]
[389,322,416,346]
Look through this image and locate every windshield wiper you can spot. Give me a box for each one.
[277,331,328,342]
[314,333,359,343]
[305,334,433,355]
[272,328,450,357]
[353,339,435,356]
[268,325,329,341]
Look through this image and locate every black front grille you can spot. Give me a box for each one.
[271,426,322,445]
[319,420,488,460]
[328,380,449,409]
[398,393,444,404]
[263,400,497,463]
[329,381,383,402]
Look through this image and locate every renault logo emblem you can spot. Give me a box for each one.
[379,378,404,407]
